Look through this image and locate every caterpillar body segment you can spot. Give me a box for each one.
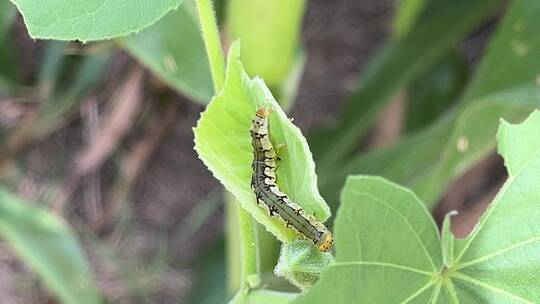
[250,108,334,252]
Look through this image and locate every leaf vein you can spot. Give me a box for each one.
[332,261,434,276]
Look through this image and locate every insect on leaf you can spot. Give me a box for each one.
[194,41,330,243]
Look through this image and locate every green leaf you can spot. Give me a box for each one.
[321,0,540,208]
[322,87,540,209]
[411,0,540,205]
[226,0,306,88]
[295,176,442,304]
[246,290,297,304]
[0,188,101,304]
[0,1,17,89]
[392,0,426,37]
[496,112,540,176]
[10,0,183,41]
[37,41,69,97]
[194,41,330,243]
[405,51,468,132]
[295,110,540,303]
[120,1,213,103]
[311,0,504,173]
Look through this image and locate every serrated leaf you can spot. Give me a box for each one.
[120,0,213,103]
[295,111,540,303]
[0,188,101,304]
[194,42,330,243]
[10,0,183,41]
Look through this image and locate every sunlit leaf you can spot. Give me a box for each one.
[10,0,184,41]
[194,42,330,243]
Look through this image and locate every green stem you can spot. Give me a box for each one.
[226,194,260,303]
[237,202,260,288]
[195,1,260,302]
[195,0,226,93]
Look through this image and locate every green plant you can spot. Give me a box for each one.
[1,0,540,303]
[295,111,540,303]
[193,0,540,302]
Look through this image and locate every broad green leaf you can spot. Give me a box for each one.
[0,188,101,304]
[194,42,330,243]
[226,0,306,89]
[321,0,540,208]
[120,0,213,103]
[295,176,442,304]
[447,110,540,302]
[296,111,540,303]
[247,290,297,304]
[311,0,504,173]
[443,110,540,301]
[10,0,183,41]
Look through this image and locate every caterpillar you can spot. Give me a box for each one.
[250,107,334,252]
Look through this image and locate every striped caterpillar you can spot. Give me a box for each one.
[250,108,334,252]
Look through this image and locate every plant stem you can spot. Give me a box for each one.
[237,202,260,288]
[195,1,260,302]
[226,194,260,303]
[195,0,226,93]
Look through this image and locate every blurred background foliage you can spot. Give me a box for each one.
[0,0,539,302]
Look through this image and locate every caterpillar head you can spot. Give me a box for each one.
[317,231,334,252]
[256,108,271,118]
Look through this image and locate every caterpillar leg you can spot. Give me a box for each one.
[275,143,286,155]
[274,143,286,170]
